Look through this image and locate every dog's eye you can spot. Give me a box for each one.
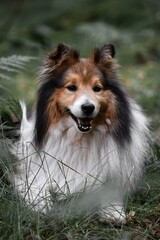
[93,86,102,92]
[67,85,77,92]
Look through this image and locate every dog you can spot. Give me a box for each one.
[12,43,150,223]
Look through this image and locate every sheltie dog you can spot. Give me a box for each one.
[12,43,150,223]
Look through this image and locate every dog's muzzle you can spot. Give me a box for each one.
[67,103,95,132]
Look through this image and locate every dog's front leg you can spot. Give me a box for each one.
[99,182,126,224]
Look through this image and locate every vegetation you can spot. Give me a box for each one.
[0,0,160,239]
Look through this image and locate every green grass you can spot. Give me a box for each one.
[0,145,160,240]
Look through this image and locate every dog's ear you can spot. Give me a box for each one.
[43,43,79,73]
[92,44,115,67]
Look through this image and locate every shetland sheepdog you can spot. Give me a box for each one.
[12,43,150,223]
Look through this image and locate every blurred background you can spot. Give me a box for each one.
[0,0,160,141]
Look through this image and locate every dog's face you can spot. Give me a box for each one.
[36,44,130,146]
[57,68,101,132]
[54,61,116,133]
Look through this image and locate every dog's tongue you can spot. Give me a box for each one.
[77,118,92,132]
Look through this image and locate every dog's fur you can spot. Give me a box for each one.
[12,44,150,223]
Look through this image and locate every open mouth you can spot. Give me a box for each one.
[67,110,92,132]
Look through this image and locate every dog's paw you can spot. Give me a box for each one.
[99,205,126,224]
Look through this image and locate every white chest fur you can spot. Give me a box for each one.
[14,125,119,203]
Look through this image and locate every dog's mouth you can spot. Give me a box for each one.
[67,110,92,132]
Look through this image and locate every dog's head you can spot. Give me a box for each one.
[35,44,131,146]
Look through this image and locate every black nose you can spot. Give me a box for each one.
[81,103,95,115]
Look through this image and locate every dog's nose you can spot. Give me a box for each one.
[81,103,95,115]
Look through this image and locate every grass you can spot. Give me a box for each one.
[0,154,160,240]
